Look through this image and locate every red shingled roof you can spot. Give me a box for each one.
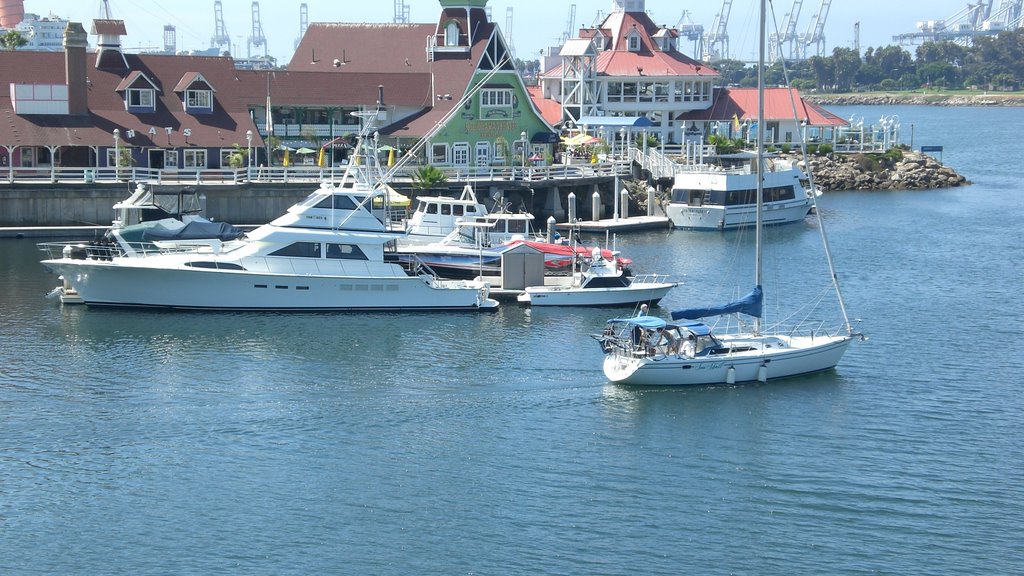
[0,51,259,148]
[527,86,562,126]
[544,10,715,79]
[676,88,848,127]
[289,18,503,138]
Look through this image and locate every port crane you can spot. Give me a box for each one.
[769,0,803,61]
[393,0,410,24]
[798,0,832,59]
[210,0,230,54]
[294,3,307,50]
[675,10,705,58]
[703,0,732,61]
[247,1,267,58]
[893,0,1022,46]
[561,4,577,44]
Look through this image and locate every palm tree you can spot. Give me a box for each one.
[0,30,28,51]
[411,165,448,191]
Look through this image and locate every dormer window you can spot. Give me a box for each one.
[185,89,212,111]
[445,21,460,46]
[127,88,154,110]
[116,71,159,113]
[627,32,641,52]
[174,72,216,115]
[593,31,607,51]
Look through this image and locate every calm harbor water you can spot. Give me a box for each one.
[2,105,1022,574]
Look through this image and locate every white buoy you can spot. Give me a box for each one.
[757,364,768,383]
[725,366,736,384]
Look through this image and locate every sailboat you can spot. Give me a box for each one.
[593,0,860,386]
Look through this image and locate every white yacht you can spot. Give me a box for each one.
[402,184,490,244]
[39,183,498,311]
[664,153,814,231]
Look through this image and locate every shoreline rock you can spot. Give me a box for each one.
[804,93,1024,107]
[781,151,970,191]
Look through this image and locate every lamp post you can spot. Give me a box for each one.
[112,128,120,181]
[520,130,527,173]
[245,129,253,181]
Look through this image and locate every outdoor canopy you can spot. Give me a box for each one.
[576,116,654,127]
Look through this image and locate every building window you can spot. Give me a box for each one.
[480,88,513,108]
[19,146,35,168]
[431,143,449,164]
[445,21,460,46]
[163,149,178,169]
[452,142,469,166]
[183,149,207,168]
[127,88,155,110]
[185,89,212,110]
[628,35,641,52]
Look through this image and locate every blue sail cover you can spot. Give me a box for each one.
[670,285,763,321]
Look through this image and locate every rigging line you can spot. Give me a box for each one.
[768,5,857,337]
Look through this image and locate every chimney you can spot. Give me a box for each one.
[64,22,89,116]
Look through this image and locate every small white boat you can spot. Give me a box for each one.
[402,184,490,244]
[518,247,676,307]
[664,153,813,231]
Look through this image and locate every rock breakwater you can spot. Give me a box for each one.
[784,151,969,191]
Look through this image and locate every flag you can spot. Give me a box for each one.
[283,148,290,167]
[387,148,395,167]
[317,147,325,167]
[732,113,740,132]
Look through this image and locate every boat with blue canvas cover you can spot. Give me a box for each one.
[592,0,860,386]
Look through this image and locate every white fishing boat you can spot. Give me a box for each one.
[518,247,675,307]
[38,120,498,312]
[664,152,815,231]
[593,0,859,386]
[402,184,490,244]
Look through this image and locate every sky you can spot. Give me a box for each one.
[29,0,982,64]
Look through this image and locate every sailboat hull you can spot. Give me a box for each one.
[603,334,852,386]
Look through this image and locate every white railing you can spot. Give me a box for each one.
[2,161,633,185]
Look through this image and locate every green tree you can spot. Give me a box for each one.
[411,165,448,191]
[830,47,862,92]
[0,30,27,51]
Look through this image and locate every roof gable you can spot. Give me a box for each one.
[173,72,214,93]
[115,71,159,93]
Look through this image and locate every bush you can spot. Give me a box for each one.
[818,143,833,155]
[780,143,791,154]
[806,143,819,155]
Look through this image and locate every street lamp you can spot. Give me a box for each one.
[520,130,527,172]
[112,128,120,180]
[245,129,253,169]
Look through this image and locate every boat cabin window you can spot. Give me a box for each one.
[326,243,369,260]
[426,203,438,215]
[507,219,527,234]
[465,205,477,214]
[269,242,322,258]
[441,204,452,216]
[314,194,358,210]
[453,205,464,217]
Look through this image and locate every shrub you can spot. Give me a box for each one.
[818,143,833,155]
[806,143,819,155]
[780,143,791,154]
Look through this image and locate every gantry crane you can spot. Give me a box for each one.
[769,0,803,61]
[247,1,267,58]
[676,10,705,58]
[393,0,410,24]
[210,0,230,53]
[703,0,732,61]
[294,3,307,49]
[799,0,831,59]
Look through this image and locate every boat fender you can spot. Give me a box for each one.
[725,366,736,385]
[45,286,65,300]
[757,363,768,383]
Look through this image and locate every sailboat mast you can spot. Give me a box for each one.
[755,0,766,335]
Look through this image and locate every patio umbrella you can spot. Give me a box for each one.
[296,147,317,154]
[528,153,544,161]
